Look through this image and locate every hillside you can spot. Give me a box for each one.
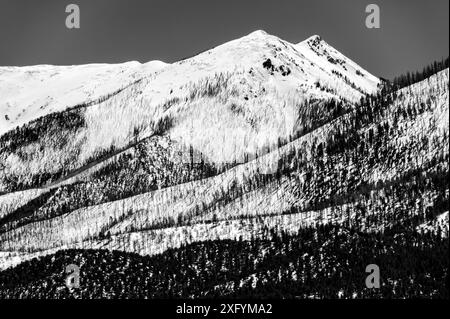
[0,30,448,298]
[0,61,168,136]
[1,224,448,299]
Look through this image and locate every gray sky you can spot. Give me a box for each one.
[0,0,448,79]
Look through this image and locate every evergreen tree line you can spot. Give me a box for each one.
[390,57,449,91]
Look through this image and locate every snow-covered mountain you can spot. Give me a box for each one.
[0,61,168,136]
[0,30,447,283]
[0,31,379,137]
[0,30,380,173]
[296,34,379,93]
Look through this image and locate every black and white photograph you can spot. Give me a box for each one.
[0,0,448,307]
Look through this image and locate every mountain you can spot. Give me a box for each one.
[0,31,378,138]
[0,61,168,136]
[0,30,448,298]
[296,34,379,93]
[0,30,380,193]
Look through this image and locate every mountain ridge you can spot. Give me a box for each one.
[0,30,379,136]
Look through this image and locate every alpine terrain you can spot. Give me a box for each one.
[0,30,448,299]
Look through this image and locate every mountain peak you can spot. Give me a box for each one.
[306,34,322,41]
[246,29,269,38]
[300,34,325,47]
[296,34,380,94]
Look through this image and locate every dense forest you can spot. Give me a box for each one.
[0,223,447,299]
[390,57,449,91]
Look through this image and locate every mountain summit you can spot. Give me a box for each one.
[0,31,379,136]
[0,31,381,167]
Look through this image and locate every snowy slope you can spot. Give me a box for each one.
[138,30,380,107]
[138,30,380,164]
[0,30,379,138]
[0,30,381,193]
[0,68,447,269]
[296,35,380,94]
[0,60,168,135]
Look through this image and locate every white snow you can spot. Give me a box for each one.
[296,35,380,95]
[0,60,168,135]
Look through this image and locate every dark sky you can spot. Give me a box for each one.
[0,0,448,79]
